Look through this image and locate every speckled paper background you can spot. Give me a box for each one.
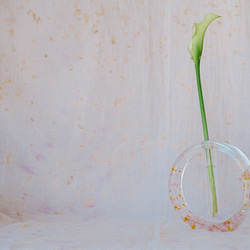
[0,0,250,249]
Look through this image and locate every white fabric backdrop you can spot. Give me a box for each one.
[0,0,250,248]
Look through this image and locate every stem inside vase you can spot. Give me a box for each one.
[195,62,218,217]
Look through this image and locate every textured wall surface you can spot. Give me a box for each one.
[0,0,250,248]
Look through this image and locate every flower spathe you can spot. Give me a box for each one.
[188,13,221,64]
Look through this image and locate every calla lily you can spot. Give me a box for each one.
[188,13,221,64]
[190,13,221,217]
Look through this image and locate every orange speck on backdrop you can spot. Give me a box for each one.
[162,135,167,140]
[92,24,98,33]
[84,198,94,210]
[191,225,196,229]
[36,17,42,24]
[15,91,23,97]
[9,29,14,35]
[83,13,89,24]
[49,37,54,41]
[54,211,64,215]
[112,36,116,44]
[6,152,11,164]
[95,5,105,16]
[88,198,94,204]
[184,9,190,15]
[67,181,71,185]
[74,9,81,16]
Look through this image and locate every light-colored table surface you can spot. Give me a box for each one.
[0,213,250,249]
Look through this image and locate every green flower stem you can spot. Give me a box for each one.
[194,61,218,217]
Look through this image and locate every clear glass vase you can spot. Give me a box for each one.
[169,141,250,232]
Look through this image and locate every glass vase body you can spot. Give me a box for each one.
[169,141,250,232]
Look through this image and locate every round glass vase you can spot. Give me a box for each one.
[169,141,250,232]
